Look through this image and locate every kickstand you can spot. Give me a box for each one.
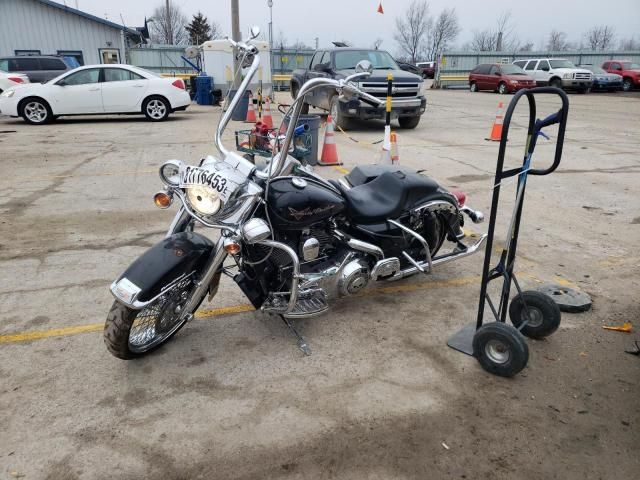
[280,315,312,356]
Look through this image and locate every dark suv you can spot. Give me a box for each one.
[0,56,76,83]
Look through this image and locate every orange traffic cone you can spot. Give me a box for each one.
[486,101,505,141]
[390,131,399,164]
[262,97,274,129]
[318,115,342,166]
[245,93,256,123]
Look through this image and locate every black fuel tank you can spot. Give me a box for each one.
[266,177,345,229]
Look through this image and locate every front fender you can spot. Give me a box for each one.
[111,232,214,309]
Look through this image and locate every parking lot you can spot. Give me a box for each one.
[1,88,639,479]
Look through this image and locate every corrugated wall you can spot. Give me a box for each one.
[128,47,194,74]
[0,0,124,65]
[440,50,640,73]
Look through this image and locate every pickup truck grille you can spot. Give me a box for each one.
[360,82,420,99]
[574,72,592,80]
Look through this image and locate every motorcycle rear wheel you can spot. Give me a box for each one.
[104,276,201,359]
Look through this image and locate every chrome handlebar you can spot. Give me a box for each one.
[216,35,383,180]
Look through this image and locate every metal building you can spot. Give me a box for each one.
[0,0,143,66]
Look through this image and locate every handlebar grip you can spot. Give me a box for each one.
[359,92,383,107]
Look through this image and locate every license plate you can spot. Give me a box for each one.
[179,164,235,202]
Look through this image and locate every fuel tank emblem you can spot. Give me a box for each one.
[288,205,333,221]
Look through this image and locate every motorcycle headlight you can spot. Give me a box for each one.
[159,160,182,186]
[186,185,221,216]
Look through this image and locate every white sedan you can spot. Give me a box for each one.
[0,69,30,93]
[0,64,191,124]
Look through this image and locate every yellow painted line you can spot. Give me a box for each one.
[195,304,254,318]
[333,165,349,174]
[3,270,580,345]
[0,275,482,345]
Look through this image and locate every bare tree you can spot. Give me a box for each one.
[394,0,432,64]
[150,1,188,45]
[372,38,383,50]
[584,25,615,50]
[518,41,534,52]
[469,30,498,51]
[619,37,638,50]
[210,21,222,40]
[427,8,460,61]
[467,11,519,52]
[547,29,569,51]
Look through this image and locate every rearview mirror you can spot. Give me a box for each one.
[355,60,373,74]
[494,71,501,76]
[250,25,260,39]
[314,63,332,73]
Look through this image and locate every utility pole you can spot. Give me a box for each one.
[315,37,319,49]
[165,0,172,45]
[231,0,241,88]
[268,0,273,98]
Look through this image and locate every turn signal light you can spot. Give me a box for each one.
[153,191,172,209]
[223,238,242,255]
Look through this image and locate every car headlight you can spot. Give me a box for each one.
[509,80,518,85]
[159,160,182,186]
[1,90,15,98]
[186,185,221,216]
[562,73,572,79]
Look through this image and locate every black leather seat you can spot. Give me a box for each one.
[341,169,443,223]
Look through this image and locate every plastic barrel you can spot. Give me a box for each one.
[195,76,213,105]
[283,114,321,165]
[229,90,252,121]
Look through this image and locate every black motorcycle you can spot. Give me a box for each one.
[104,28,487,359]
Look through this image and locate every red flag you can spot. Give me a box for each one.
[377,2,384,14]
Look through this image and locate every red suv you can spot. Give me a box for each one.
[469,63,536,94]
[601,60,640,91]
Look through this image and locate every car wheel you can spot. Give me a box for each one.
[498,82,508,94]
[622,78,632,92]
[470,82,478,92]
[143,96,171,121]
[329,95,351,131]
[398,116,421,129]
[550,78,562,89]
[20,97,53,125]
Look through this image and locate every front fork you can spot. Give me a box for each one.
[167,207,228,319]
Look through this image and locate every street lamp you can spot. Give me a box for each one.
[268,0,273,99]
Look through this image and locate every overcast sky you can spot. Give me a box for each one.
[64,0,640,52]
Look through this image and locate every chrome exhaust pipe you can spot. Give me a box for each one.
[386,234,488,281]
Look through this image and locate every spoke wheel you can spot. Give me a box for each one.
[128,276,194,353]
[104,276,203,359]
[498,82,508,94]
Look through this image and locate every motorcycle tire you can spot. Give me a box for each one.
[104,276,203,359]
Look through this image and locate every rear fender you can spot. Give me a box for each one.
[110,232,215,309]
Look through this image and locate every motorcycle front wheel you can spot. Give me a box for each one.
[104,276,202,359]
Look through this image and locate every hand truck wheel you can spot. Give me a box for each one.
[509,290,561,339]
[472,322,529,377]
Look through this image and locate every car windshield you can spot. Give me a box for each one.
[622,62,640,69]
[500,65,526,75]
[334,50,398,70]
[584,66,606,74]
[549,59,575,69]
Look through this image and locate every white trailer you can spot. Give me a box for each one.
[201,40,272,97]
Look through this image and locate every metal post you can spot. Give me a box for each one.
[231,0,241,89]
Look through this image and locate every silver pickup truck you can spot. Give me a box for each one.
[290,48,427,129]
[512,58,593,92]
